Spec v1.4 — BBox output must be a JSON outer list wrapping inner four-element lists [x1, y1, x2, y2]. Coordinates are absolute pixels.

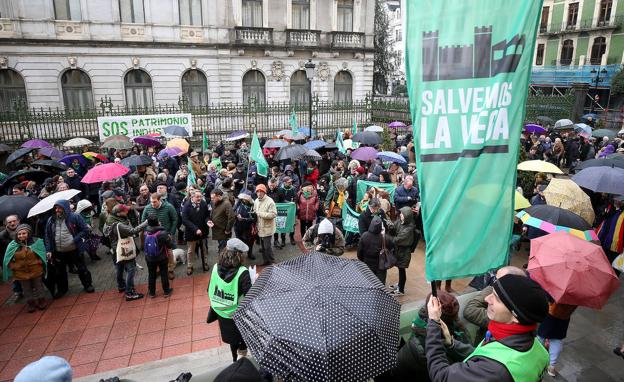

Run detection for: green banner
[[275, 202, 296, 234], [342, 202, 360, 233], [356, 181, 397, 205], [406, 1, 542, 281]]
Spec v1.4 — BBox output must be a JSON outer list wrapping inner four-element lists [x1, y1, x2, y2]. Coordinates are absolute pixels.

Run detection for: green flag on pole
[[352, 117, 357, 136], [406, 0, 542, 281], [250, 130, 268, 177], [275, 202, 297, 233], [336, 130, 346, 154], [289, 111, 298, 135], [341, 203, 360, 233], [202, 130, 209, 153]]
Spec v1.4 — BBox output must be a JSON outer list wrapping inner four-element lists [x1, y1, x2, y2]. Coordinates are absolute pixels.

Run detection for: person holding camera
[[302, 218, 345, 256]]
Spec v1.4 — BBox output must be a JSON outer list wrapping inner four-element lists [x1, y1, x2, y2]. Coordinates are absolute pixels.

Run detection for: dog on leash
[[172, 248, 186, 265]]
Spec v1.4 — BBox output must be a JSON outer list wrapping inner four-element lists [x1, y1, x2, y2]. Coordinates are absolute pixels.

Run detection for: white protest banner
[[97, 113, 193, 141]]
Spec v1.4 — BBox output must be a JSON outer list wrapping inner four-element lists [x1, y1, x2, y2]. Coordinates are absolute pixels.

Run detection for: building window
[[560, 39, 574, 65], [0, 69, 27, 113], [337, 0, 353, 32], [181, 69, 208, 107], [292, 0, 310, 29], [540, 6, 549, 32], [242, 0, 263, 27], [590, 37, 607, 65], [599, 0, 613, 25], [242, 70, 265, 104], [120, 0, 145, 23], [54, 0, 81, 20], [61, 69, 93, 110], [566, 3, 578, 30], [124, 69, 153, 108], [535, 44, 545, 65], [180, 0, 202, 26], [290, 71, 310, 104], [395, 29, 402, 41], [334, 71, 352, 103]]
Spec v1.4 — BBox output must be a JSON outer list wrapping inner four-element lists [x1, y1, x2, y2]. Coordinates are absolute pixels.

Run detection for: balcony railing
[[286, 29, 320, 48], [330, 31, 365, 49], [233, 26, 273, 46], [540, 16, 624, 35], [532, 63, 621, 87]]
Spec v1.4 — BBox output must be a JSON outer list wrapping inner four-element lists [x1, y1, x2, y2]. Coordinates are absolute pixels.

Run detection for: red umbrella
[[528, 231, 620, 309], [81, 163, 129, 184]]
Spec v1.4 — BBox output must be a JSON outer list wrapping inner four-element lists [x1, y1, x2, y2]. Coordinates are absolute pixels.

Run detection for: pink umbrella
[[351, 146, 378, 161], [388, 121, 407, 128], [81, 163, 129, 184], [528, 231, 620, 309]]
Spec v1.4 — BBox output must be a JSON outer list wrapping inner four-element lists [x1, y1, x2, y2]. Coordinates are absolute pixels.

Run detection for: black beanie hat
[[215, 357, 262, 382], [493, 274, 549, 325]]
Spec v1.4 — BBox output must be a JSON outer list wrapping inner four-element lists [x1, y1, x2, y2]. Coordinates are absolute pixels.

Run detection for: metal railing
[[540, 15, 624, 34], [286, 29, 321, 47]]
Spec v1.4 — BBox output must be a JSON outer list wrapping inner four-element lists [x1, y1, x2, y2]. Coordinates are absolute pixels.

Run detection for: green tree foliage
[[373, 0, 397, 94], [610, 69, 624, 96]]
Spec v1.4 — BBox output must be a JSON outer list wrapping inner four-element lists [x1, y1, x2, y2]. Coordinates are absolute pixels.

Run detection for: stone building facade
[[0, 0, 375, 111]]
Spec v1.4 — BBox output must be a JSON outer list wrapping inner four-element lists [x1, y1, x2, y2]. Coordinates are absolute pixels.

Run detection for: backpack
[[144, 232, 161, 259]]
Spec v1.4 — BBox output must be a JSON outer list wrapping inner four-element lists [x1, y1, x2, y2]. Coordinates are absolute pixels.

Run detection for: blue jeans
[[116, 259, 137, 293]]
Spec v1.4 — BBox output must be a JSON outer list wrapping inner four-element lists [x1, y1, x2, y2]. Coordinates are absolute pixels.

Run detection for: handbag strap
[[380, 232, 386, 251], [115, 223, 122, 241]]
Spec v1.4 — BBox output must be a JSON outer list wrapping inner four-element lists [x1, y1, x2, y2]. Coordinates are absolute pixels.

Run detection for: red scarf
[[487, 321, 537, 342]]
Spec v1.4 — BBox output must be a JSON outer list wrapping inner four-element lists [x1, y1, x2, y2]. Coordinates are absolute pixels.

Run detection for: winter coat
[[280, 185, 296, 202], [181, 199, 210, 241], [393, 207, 415, 268], [233, 201, 255, 240], [284, 165, 300, 188], [358, 206, 387, 235], [304, 168, 319, 186], [266, 186, 284, 203], [210, 199, 235, 241], [426, 319, 537, 382], [394, 185, 419, 210], [463, 286, 492, 344], [296, 189, 319, 222], [301, 224, 345, 256], [102, 215, 148, 255], [254, 195, 277, 238], [3, 238, 47, 282], [143, 225, 173, 263], [141, 199, 178, 236], [207, 265, 252, 345], [44, 200, 88, 253], [357, 217, 395, 273]]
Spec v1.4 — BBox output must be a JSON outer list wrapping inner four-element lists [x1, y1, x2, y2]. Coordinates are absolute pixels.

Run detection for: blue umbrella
[[38, 147, 65, 160], [581, 113, 599, 123], [298, 127, 317, 136], [377, 151, 406, 164], [572, 166, 624, 195], [59, 153, 90, 168], [573, 123, 592, 136], [303, 140, 326, 150], [164, 125, 190, 137]]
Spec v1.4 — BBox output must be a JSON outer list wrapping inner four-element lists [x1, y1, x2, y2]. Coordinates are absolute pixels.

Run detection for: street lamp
[[590, 67, 608, 112], [304, 59, 316, 138]]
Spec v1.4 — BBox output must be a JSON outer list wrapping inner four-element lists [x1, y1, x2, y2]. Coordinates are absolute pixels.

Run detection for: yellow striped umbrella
[[543, 178, 595, 225]]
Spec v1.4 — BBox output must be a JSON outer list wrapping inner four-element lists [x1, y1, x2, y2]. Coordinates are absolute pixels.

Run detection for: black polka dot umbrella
[[233, 252, 400, 381]]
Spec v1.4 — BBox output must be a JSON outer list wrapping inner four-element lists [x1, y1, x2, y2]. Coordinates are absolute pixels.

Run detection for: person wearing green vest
[[207, 238, 252, 363], [426, 274, 550, 382]]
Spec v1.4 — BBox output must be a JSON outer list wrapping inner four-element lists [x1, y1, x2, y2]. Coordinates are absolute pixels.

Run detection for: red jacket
[[296, 189, 319, 222], [304, 168, 319, 186]]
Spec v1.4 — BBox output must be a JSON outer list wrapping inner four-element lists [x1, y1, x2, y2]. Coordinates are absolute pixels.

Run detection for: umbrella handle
[[430, 281, 437, 297]]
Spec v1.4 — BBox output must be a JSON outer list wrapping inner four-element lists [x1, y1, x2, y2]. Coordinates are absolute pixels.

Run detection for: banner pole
[[431, 281, 437, 298]]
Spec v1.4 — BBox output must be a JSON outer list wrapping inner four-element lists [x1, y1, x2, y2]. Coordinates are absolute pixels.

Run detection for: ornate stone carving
[[332, 51, 339, 58], [67, 56, 77, 69], [264, 50, 271, 57], [190, 58, 197, 69], [287, 50, 294, 57], [0, 57, 8, 69], [354, 52, 363, 59], [132, 57, 140, 68], [251, 59, 257, 69], [311, 51, 318, 58], [316, 62, 330, 81], [342, 62, 348, 69], [270, 61, 285, 81], [298, 60, 305, 69], [238, 49, 245, 56]]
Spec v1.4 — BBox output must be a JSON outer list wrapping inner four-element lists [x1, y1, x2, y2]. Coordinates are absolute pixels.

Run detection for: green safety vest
[[465, 338, 548, 382], [208, 266, 246, 319]]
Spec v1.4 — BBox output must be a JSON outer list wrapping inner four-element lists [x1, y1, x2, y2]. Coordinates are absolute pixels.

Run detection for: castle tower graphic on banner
[[422, 26, 526, 81]]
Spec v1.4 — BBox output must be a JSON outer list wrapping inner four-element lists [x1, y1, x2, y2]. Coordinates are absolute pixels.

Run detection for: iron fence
[[0, 92, 574, 147]]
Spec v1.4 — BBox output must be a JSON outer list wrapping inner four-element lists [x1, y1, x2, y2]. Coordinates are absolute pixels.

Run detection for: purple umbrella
[[225, 130, 249, 142], [21, 139, 52, 149], [59, 153, 90, 167], [38, 147, 65, 160], [388, 121, 407, 128], [133, 136, 161, 147], [524, 124, 546, 135], [351, 146, 378, 161], [158, 147, 183, 159]]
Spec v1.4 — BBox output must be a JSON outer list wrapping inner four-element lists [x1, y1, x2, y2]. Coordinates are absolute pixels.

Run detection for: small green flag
[[187, 157, 196, 187], [341, 202, 360, 233], [210, 157, 222, 171], [250, 130, 268, 177], [289, 111, 298, 135], [275, 202, 297, 233], [336, 130, 346, 154], [202, 130, 209, 153], [352, 117, 358, 136]]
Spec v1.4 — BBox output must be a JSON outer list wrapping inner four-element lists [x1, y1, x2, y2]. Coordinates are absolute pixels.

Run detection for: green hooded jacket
[[3, 238, 47, 282]]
